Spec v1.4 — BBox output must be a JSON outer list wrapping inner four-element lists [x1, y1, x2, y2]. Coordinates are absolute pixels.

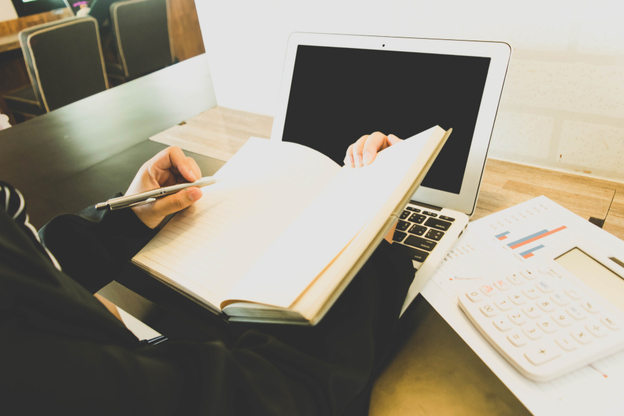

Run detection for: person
[[0, 132, 412, 415]]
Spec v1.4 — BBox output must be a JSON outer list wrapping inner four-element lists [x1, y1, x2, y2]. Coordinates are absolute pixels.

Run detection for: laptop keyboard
[[393, 205, 455, 265]]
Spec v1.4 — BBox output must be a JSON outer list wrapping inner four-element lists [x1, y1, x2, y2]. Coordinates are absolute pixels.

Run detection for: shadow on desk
[[370, 295, 531, 416]]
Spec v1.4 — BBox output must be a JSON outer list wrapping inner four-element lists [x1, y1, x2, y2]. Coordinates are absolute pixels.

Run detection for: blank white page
[[133, 137, 340, 308], [227, 127, 443, 308]]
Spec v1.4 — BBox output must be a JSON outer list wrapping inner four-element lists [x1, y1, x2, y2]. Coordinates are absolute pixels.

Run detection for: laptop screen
[[281, 45, 490, 195]]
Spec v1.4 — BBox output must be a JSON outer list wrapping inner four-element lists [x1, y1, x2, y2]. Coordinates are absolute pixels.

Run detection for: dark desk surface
[[0, 54, 222, 228], [0, 54, 530, 416]]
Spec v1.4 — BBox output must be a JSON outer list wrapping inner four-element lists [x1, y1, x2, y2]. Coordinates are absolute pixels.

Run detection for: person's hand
[[126, 146, 203, 228], [384, 221, 397, 244], [343, 131, 402, 168]]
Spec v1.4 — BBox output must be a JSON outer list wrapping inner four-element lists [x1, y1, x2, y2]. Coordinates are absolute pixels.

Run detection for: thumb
[[150, 188, 202, 218], [387, 134, 402, 146]]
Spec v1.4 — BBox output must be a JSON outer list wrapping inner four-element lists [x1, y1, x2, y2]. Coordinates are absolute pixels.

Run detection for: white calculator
[[458, 255, 624, 382]]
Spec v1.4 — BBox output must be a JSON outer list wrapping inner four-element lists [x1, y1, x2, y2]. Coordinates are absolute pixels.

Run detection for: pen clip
[[111, 197, 157, 210]]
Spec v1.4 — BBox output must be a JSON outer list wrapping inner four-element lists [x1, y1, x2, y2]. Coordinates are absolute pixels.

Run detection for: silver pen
[[95, 176, 217, 210]]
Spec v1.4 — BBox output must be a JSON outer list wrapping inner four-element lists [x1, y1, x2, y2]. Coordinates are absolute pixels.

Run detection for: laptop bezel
[[270, 32, 511, 216]]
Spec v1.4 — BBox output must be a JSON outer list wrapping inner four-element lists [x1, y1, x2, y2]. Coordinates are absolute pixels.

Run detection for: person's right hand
[[126, 146, 203, 229], [343, 131, 402, 168]]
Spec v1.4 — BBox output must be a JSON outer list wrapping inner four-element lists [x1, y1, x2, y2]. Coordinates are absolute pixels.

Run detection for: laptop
[[270, 33, 511, 314]]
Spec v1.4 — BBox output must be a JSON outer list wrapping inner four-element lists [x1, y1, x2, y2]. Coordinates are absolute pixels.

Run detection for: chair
[[3, 16, 109, 119], [106, 0, 174, 83]]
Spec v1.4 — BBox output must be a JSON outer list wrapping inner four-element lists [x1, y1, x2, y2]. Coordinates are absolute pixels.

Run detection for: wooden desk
[[0, 33, 20, 53], [2, 54, 623, 415]]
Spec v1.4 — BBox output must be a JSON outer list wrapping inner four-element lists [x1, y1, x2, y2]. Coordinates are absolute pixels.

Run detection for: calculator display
[[555, 248, 624, 313]]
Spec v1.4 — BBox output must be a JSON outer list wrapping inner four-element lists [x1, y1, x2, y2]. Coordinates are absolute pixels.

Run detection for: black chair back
[[19, 16, 109, 112], [111, 0, 174, 80]]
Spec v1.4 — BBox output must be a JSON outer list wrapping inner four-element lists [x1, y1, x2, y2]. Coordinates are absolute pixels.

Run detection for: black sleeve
[[39, 196, 158, 294]]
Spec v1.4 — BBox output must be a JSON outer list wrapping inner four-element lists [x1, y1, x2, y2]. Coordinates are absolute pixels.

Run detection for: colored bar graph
[[507, 226, 567, 250], [520, 244, 545, 259], [495, 231, 510, 241]]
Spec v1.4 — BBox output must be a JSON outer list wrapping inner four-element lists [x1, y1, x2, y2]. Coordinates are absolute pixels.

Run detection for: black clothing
[[0, 182, 414, 415]]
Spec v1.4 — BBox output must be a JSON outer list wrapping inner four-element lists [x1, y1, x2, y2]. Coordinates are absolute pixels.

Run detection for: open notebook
[[132, 126, 450, 325]]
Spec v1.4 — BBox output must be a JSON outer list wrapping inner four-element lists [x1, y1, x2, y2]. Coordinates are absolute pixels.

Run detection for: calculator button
[[508, 311, 527, 326], [524, 341, 562, 366], [480, 284, 497, 297], [522, 287, 541, 300], [422, 211, 437, 217], [522, 324, 543, 340], [480, 304, 498, 317], [601, 316, 621, 330], [536, 319, 558, 334], [551, 312, 573, 327], [565, 289, 582, 300], [571, 329, 593, 344], [522, 305, 542, 319], [586, 323, 608, 338], [555, 335, 577, 351], [580, 300, 600, 314], [493, 317, 513, 332], [520, 269, 538, 280], [440, 215, 455, 222], [493, 279, 511, 291], [566, 306, 587, 320], [494, 298, 513, 311], [400, 210, 410, 219], [466, 290, 484, 303], [535, 280, 555, 294], [537, 300, 556, 313], [538, 266, 552, 275], [406, 206, 419, 212], [509, 292, 527, 305], [507, 274, 524, 286], [507, 330, 528, 347], [550, 292, 570, 306]]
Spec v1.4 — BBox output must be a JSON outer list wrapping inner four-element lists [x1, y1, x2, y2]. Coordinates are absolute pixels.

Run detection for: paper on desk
[[421, 196, 624, 415]]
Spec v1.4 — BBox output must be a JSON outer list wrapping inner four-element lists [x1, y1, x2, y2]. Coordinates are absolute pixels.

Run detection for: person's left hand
[[126, 146, 203, 228]]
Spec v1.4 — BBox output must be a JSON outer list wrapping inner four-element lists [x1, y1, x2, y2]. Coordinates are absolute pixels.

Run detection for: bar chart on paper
[[431, 198, 576, 302]]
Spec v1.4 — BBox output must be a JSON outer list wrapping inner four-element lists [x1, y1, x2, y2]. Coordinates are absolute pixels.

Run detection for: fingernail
[[188, 169, 197, 182], [355, 154, 362, 167], [363, 152, 372, 165]]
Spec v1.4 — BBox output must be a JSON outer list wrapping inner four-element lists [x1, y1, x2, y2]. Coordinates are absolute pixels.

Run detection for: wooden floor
[[151, 106, 624, 241]]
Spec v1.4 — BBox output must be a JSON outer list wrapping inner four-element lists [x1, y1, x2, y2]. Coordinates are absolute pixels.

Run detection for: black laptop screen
[[281, 45, 491, 195]]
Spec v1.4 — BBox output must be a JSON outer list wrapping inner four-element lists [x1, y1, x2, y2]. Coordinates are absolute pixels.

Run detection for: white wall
[[0, 0, 18, 22], [195, 0, 624, 182]]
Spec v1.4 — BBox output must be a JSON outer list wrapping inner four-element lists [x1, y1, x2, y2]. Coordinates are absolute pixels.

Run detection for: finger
[[344, 144, 355, 168], [187, 157, 202, 182], [352, 135, 369, 167], [151, 147, 197, 184], [362, 131, 388, 165], [384, 220, 398, 244], [150, 188, 203, 219]]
